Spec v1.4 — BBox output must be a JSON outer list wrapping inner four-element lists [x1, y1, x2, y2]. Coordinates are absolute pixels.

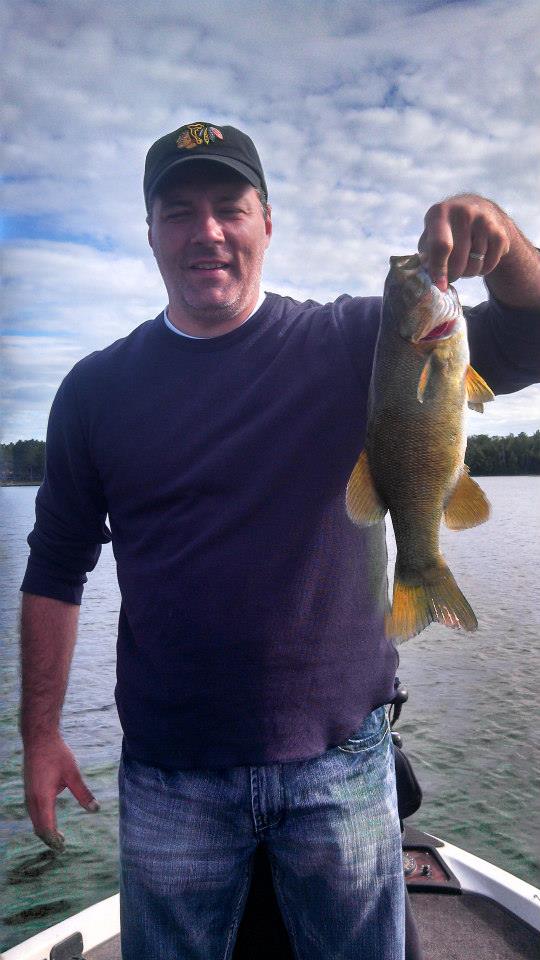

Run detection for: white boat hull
[[3, 834, 539, 958]]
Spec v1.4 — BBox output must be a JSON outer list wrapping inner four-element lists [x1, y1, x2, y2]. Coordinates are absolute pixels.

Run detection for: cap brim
[[146, 155, 263, 205]]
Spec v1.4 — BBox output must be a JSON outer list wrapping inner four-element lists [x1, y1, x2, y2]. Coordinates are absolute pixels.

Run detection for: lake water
[[1, 478, 539, 950]]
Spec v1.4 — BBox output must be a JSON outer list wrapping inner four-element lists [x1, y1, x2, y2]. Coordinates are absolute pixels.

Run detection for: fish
[[346, 253, 494, 642]]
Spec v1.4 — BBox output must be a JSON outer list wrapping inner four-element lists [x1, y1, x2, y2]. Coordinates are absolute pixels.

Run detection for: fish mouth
[[409, 284, 462, 343], [387, 255, 463, 343], [417, 318, 458, 342]]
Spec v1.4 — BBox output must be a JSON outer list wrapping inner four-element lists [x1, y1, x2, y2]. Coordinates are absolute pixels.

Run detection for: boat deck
[[86, 889, 540, 960], [84, 863, 540, 960], [409, 891, 540, 959]]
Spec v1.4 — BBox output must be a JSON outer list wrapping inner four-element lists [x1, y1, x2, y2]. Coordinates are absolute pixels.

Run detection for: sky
[[2, 0, 539, 442]]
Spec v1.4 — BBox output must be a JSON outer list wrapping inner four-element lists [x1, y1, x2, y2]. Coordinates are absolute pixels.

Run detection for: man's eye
[[164, 208, 191, 220]]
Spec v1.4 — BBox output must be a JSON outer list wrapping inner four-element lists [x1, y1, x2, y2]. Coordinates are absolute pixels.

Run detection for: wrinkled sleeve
[[465, 294, 540, 395], [331, 295, 383, 387], [20, 369, 111, 604]]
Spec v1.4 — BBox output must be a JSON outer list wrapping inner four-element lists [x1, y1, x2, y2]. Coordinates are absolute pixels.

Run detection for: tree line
[[1, 433, 540, 484], [1, 440, 45, 483], [465, 431, 540, 475]]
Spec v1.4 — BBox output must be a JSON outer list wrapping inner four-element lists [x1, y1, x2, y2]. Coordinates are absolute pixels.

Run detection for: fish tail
[[386, 561, 478, 643]]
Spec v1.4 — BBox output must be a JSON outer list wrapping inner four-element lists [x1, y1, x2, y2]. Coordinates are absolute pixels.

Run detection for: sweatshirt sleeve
[[465, 294, 540, 395], [20, 367, 111, 604], [331, 295, 383, 388]]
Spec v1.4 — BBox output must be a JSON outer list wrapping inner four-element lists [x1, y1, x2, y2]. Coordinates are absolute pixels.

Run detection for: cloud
[[466, 384, 540, 437], [1, 242, 164, 441], [2, 0, 539, 440]]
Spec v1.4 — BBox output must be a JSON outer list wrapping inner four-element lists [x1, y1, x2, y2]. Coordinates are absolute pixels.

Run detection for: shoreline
[[1, 481, 41, 487], [4, 475, 540, 487]]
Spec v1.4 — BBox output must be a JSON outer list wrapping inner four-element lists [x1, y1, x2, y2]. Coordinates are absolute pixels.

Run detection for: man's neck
[[164, 290, 265, 339]]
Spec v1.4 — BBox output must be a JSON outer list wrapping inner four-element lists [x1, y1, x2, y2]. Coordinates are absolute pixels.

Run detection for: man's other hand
[[23, 733, 99, 851]]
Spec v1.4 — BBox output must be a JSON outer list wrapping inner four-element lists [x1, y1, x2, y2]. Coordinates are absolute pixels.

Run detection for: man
[[20, 121, 540, 959]]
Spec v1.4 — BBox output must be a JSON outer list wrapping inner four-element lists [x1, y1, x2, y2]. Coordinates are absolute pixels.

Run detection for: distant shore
[[1, 480, 41, 487], [3, 474, 540, 487], [2, 431, 540, 483]]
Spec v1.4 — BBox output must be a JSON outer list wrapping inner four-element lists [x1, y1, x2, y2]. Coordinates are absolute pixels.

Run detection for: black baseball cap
[[144, 121, 268, 211]]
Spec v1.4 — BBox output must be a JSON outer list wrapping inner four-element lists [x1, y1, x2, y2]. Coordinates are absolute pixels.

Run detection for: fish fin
[[417, 355, 434, 404], [386, 562, 478, 643], [444, 465, 490, 529], [346, 450, 386, 526], [466, 366, 495, 408]]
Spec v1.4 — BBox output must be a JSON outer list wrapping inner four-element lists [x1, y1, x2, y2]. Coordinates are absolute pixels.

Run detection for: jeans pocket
[[337, 706, 389, 753], [120, 743, 167, 789]]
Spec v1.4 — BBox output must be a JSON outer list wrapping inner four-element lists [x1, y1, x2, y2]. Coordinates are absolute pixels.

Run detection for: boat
[[3, 823, 539, 960], [3, 693, 540, 960]]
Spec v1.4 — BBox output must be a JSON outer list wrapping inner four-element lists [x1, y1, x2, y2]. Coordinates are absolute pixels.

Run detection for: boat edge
[[1, 894, 120, 960], [3, 835, 539, 957], [428, 834, 540, 932]]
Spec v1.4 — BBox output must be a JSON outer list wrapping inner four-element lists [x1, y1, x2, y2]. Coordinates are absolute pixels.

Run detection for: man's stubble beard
[[172, 253, 265, 328]]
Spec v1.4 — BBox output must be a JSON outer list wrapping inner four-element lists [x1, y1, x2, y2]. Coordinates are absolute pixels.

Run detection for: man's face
[[147, 165, 272, 335]]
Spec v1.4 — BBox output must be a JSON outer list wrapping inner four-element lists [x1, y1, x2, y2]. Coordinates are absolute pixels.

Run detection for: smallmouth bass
[[346, 254, 494, 642]]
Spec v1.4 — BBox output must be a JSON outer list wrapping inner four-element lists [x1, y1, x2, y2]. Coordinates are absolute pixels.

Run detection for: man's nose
[[192, 211, 225, 244]]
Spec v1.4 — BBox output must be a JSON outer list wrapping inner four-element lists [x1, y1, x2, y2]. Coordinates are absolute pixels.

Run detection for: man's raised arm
[[20, 593, 99, 852]]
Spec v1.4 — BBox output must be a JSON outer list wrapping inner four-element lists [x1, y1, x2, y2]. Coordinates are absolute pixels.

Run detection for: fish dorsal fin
[[346, 449, 387, 526], [444, 465, 490, 529], [466, 366, 494, 413], [417, 355, 434, 404]]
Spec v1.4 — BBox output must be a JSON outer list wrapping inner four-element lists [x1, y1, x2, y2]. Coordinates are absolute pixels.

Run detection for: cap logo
[[176, 123, 224, 150]]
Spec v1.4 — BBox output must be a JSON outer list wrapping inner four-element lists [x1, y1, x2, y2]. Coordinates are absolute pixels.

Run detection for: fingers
[[24, 739, 99, 852], [25, 782, 64, 851], [419, 196, 511, 288], [38, 827, 66, 852], [418, 217, 452, 291], [468, 227, 509, 279], [67, 764, 100, 813]]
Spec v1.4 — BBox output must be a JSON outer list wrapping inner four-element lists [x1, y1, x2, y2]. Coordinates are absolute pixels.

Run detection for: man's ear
[[264, 204, 272, 246], [147, 215, 153, 250]]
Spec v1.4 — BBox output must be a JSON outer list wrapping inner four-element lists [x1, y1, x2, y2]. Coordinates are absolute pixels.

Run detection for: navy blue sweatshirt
[[21, 292, 540, 767]]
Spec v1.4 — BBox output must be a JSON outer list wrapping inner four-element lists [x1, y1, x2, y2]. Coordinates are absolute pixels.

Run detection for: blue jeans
[[119, 706, 405, 959]]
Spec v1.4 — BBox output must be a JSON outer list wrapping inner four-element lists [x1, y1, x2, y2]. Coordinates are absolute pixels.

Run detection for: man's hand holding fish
[[418, 193, 540, 308]]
